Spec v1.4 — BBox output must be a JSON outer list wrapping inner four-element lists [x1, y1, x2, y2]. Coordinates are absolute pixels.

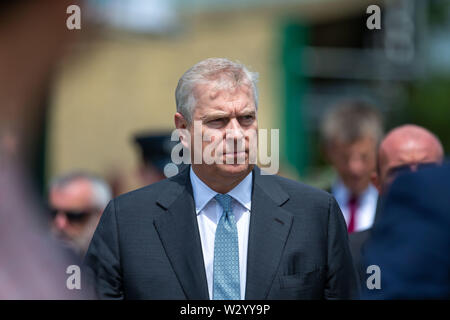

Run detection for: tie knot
[[348, 195, 358, 206], [214, 194, 233, 212]]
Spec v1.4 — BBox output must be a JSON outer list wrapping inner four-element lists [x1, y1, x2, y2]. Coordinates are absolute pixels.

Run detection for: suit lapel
[[245, 168, 293, 299], [153, 167, 209, 300]]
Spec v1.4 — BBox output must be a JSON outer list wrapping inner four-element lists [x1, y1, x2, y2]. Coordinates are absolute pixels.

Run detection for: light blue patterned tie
[[213, 194, 240, 300]]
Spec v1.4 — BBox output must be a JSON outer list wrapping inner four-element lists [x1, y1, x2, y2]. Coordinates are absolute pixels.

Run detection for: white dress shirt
[[332, 180, 378, 232], [190, 167, 252, 300]]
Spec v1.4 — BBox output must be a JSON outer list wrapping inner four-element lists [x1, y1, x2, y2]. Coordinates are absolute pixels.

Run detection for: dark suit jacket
[[84, 166, 358, 299], [349, 229, 370, 289], [362, 164, 450, 299], [348, 198, 383, 290]]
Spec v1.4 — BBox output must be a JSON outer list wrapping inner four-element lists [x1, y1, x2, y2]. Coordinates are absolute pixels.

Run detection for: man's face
[[184, 83, 258, 180], [328, 137, 377, 196], [49, 179, 101, 254], [375, 140, 442, 192]]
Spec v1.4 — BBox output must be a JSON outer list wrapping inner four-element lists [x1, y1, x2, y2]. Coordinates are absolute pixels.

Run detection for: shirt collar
[[227, 171, 252, 211], [190, 166, 253, 214], [332, 179, 350, 204], [332, 178, 378, 204]]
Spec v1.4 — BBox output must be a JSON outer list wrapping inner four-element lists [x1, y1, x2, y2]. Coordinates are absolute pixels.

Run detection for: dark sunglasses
[[387, 162, 439, 179], [50, 208, 94, 223]]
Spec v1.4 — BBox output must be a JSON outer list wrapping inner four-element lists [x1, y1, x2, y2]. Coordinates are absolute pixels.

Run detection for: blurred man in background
[[351, 124, 444, 291], [363, 163, 450, 299], [49, 172, 112, 257], [321, 100, 384, 233], [371, 124, 444, 194], [134, 133, 174, 184], [133, 132, 185, 186], [108, 132, 182, 196]]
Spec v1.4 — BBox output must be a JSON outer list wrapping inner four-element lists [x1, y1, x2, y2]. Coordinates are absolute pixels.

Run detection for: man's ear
[[174, 112, 190, 150], [174, 112, 187, 130], [371, 171, 382, 194]]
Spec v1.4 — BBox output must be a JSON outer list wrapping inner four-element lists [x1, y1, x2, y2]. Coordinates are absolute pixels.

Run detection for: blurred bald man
[[371, 124, 444, 193], [350, 124, 444, 291]]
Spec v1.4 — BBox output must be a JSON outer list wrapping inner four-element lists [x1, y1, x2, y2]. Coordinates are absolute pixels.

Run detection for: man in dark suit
[[84, 58, 357, 299], [363, 163, 450, 299]]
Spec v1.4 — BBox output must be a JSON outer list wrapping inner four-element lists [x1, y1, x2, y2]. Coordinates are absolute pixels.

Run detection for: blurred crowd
[[0, 0, 449, 299]]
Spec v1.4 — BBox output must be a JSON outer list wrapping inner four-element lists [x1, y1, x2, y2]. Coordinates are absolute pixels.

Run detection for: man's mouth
[[223, 151, 247, 156]]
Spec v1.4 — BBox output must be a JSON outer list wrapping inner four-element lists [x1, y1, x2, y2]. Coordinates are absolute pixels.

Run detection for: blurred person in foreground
[[49, 172, 112, 257], [352, 124, 444, 291], [84, 58, 357, 299], [0, 0, 94, 298], [363, 162, 450, 299], [321, 100, 383, 233]]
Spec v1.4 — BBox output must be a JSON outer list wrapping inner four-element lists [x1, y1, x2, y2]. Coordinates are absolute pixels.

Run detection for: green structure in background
[[281, 22, 310, 177], [408, 77, 450, 155]]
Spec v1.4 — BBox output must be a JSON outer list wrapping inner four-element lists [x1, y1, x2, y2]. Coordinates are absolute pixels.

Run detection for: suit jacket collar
[[153, 165, 293, 300], [153, 166, 209, 299], [245, 166, 293, 299], [252, 166, 289, 206]]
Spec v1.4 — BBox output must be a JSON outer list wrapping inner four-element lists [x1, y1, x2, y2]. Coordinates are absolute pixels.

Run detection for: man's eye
[[239, 115, 254, 124], [207, 118, 225, 126]]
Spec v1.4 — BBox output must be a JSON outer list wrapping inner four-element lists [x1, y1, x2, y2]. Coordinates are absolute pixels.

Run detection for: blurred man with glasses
[[49, 172, 112, 257]]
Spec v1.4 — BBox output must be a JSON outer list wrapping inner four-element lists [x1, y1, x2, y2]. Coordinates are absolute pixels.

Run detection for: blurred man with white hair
[[321, 100, 384, 234], [49, 171, 112, 257]]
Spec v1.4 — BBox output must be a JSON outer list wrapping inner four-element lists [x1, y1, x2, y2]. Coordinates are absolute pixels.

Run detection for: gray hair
[[321, 99, 384, 147], [49, 171, 112, 211], [175, 58, 259, 124]]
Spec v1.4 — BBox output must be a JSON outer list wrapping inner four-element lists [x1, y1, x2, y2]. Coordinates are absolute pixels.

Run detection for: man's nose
[[348, 157, 365, 176], [225, 118, 244, 140], [53, 212, 69, 230]]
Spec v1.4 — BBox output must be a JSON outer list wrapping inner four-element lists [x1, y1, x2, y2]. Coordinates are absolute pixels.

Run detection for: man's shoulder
[[386, 163, 450, 220], [116, 179, 166, 199], [111, 168, 335, 214], [256, 172, 341, 227], [112, 176, 181, 211], [411, 163, 450, 188], [260, 173, 332, 200], [114, 165, 190, 205], [256, 172, 334, 214]]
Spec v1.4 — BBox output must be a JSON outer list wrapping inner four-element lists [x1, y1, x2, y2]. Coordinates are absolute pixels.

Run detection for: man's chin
[[216, 163, 253, 177], [346, 181, 371, 196]]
